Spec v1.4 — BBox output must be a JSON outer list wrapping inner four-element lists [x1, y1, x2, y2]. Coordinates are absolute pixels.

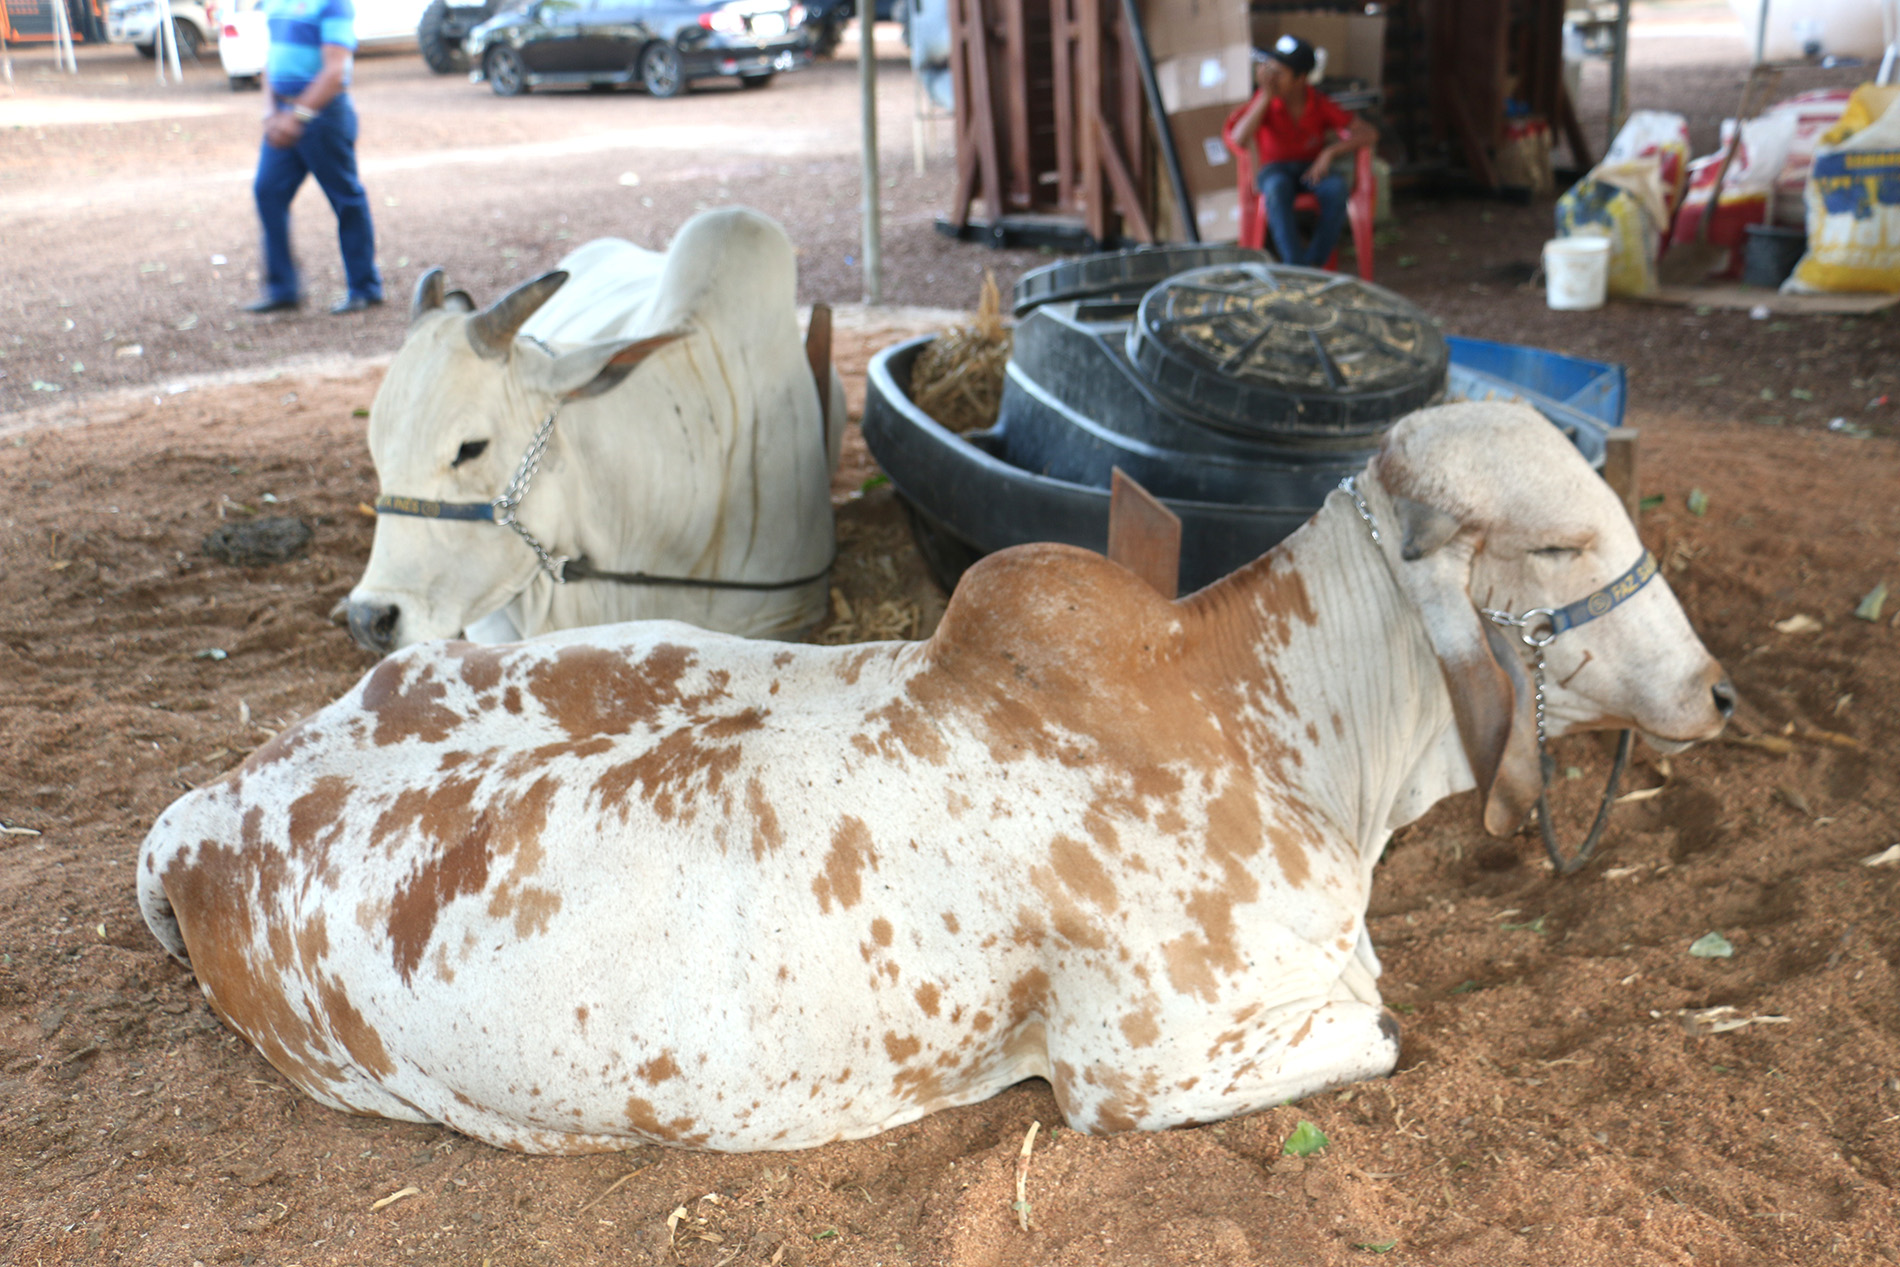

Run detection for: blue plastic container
[[1444, 335, 1626, 465]]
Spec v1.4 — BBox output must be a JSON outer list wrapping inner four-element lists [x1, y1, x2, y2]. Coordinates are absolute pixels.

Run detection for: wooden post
[[1106, 468, 1181, 600], [1603, 428, 1640, 523], [948, 0, 1006, 230], [1051, 0, 1075, 212]]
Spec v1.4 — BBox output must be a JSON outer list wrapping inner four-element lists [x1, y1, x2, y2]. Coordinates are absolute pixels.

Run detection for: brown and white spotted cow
[[138, 402, 1732, 1154]]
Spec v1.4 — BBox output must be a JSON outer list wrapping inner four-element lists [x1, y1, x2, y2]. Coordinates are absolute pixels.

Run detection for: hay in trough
[[909, 272, 1012, 435]]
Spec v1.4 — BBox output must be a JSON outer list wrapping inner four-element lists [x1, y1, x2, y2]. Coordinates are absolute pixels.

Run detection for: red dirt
[[3, 13, 1899, 1267]]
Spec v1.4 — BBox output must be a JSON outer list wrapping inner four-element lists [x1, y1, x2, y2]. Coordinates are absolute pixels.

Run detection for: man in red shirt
[[1226, 34, 1377, 268]]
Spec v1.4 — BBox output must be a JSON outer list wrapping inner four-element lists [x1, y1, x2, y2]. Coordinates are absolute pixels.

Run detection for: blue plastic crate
[[1446, 334, 1627, 466]]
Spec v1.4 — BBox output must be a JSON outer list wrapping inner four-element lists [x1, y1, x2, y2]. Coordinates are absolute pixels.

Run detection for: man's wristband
[[291, 104, 319, 122]]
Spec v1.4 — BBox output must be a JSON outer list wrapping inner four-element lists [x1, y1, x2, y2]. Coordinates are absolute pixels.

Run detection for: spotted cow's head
[[1372, 402, 1734, 835]]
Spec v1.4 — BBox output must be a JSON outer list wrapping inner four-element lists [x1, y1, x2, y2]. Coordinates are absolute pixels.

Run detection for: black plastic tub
[[865, 337, 1322, 594], [863, 247, 1625, 595]]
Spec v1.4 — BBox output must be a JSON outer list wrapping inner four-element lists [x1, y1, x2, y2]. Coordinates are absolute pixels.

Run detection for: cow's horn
[[410, 268, 448, 324], [467, 271, 571, 360]]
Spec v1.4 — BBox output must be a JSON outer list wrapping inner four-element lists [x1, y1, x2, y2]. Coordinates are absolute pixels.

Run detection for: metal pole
[[51, 0, 78, 73], [1753, 0, 1770, 65], [859, 7, 883, 305], [1120, 0, 1196, 242], [157, 0, 182, 84], [1606, 0, 1630, 141]]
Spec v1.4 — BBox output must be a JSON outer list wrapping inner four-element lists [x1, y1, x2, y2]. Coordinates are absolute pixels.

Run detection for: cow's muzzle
[[346, 599, 401, 655]]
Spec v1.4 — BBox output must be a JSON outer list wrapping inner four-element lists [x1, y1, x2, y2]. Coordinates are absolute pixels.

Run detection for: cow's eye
[[452, 440, 489, 467], [1531, 545, 1579, 558]]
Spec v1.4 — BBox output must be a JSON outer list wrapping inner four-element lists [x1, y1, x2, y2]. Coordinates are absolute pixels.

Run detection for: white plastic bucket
[[1543, 236, 1611, 311]]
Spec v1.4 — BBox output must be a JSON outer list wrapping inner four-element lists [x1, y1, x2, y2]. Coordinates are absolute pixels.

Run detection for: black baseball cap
[[1253, 33, 1317, 77]]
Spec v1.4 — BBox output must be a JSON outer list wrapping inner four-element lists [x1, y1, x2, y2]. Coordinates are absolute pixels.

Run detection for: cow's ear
[[411, 268, 447, 324], [1389, 533, 1541, 837], [1392, 495, 1462, 561], [552, 330, 690, 401], [1475, 619, 1544, 834], [412, 270, 477, 323]]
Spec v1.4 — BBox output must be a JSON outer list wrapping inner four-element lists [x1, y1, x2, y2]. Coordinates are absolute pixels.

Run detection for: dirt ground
[[3, 6, 1900, 1266]]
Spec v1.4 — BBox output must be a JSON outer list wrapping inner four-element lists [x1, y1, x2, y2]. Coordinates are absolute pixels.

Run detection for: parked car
[[466, 0, 814, 98], [217, 0, 265, 87], [218, 0, 433, 89], [416, 0, 516, 72], [107, 0, 218, 61], [799, 0, 897, 56]]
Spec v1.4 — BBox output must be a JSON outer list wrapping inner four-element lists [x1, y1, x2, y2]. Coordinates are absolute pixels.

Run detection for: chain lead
[[490, 407, 571, 583], [1339, 475, 1381, 545]]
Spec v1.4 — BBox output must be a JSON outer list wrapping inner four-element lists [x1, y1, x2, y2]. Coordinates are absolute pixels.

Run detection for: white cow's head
[[345, 270, 682, 654], [1372, 402, 1733, 835]]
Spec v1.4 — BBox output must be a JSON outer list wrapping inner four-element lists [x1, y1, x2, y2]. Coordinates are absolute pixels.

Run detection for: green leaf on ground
[[1397, 255, 1418, 268], [1283, 1120, 1330, 1156], [1353, 1241, 1399, 1254], [1448, 979, 1483, 995], [1790, 388, 1815, 401], [1639, 494, 1665, 511], [1689, 932, 1734, 958], [860, 473, 890, 493], [1501, 915, 1548, 934], [1694, 374, 1723, 386], [1855, 583, 1887, 622], [1687, 489, 1709, 516]]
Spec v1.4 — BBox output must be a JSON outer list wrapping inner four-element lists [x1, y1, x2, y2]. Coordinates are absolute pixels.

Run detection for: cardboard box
[[1138, 0, 1248, 63], [1249, 9, 1387, 88], [1163, 101, 1244, 197], [1152, 43, 1254, 114], [1156, 186, 1245, 244]]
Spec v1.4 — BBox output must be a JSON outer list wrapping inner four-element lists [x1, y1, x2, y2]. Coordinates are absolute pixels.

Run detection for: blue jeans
[[1257, 160, 1349, 269], [253, 95, 383, 305]]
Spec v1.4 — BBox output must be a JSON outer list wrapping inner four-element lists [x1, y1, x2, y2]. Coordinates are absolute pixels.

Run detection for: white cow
[[141, 403, 1731, 1154], [345, 206, 845, 654]]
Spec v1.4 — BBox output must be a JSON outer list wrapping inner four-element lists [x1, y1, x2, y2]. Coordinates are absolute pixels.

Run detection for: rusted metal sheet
[[805, 302, 833, 447], [1107, 467, 1182, 599]]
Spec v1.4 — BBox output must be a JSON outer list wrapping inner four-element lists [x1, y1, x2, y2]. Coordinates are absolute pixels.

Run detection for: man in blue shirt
[[244, 0, 384, 315]]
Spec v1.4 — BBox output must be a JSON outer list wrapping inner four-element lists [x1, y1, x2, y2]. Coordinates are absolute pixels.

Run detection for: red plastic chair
[[1220, 106, 1376, 279]]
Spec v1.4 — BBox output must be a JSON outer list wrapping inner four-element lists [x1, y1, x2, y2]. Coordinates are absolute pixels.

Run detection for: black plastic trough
[[863, 247, 1625, 594]]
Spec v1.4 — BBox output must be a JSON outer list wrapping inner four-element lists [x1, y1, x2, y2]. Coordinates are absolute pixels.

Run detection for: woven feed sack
[[1605, 110, 1691, 217], [1556, 159, 1667, 297], [1785, 85, 1900, 294]]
